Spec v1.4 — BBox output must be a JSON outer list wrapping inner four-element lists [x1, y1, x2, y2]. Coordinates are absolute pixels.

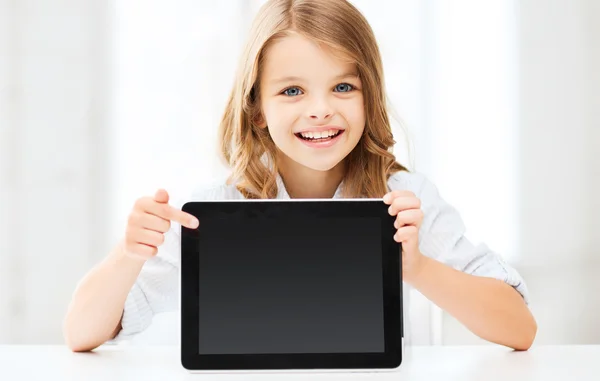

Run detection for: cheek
[[262, 100, 299, 137], [341, 96, 366, 132], [260, 100, 276, 126]]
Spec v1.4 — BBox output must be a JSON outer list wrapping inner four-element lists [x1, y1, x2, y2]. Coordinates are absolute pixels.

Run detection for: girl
[[63, 0, 537, 352]]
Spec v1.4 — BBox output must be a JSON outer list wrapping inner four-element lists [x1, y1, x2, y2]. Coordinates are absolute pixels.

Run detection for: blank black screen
[[197, 216, 385, 355]]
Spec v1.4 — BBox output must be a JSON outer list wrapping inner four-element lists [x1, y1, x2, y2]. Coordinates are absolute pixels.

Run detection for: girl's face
[[258, 34, 365, 172]]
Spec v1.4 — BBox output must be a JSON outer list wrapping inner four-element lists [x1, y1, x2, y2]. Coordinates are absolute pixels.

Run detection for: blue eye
[[334, 83, 353, 92], [282, 87, 303, 97]]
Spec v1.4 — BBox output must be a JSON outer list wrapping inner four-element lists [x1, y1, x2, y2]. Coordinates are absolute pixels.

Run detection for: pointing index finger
[[149, 202, 199, 229], [177, 210, 199, 229]]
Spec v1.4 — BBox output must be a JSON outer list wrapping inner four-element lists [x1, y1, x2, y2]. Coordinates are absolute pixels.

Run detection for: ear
[[254, 112, 267, 129]]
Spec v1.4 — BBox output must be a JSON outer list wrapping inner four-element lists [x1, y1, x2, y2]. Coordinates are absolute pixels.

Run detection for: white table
[[1, 344, 598, 380]]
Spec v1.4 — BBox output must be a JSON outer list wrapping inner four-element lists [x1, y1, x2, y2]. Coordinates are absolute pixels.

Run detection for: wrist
[[403, 252, 431, 285], [111, 239, 147, 269]]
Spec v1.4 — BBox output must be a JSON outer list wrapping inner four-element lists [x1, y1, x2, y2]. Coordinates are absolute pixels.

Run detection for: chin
[[302, 163, 340, 172], [297, 156, 347, 172], [277, 142, 356, 173]]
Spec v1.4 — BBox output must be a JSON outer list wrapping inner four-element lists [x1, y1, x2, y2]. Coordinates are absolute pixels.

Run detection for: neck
[[276, 153, 346, 199]]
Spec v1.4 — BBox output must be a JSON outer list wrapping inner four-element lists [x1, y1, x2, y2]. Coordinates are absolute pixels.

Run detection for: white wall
[[591, 0, 600, 230], [0, 0, 112, 343], [516, 0, 600, 345], [442, 0, 600, 345], [0, 0, 13, 343], [517, 0, 598, 270]]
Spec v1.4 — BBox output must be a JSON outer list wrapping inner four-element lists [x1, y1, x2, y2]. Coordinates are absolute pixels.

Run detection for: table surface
[[1, 344, 598, 380]]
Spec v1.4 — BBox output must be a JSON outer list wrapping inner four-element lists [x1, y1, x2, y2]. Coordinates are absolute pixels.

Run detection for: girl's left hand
[[383, 190, 426, 280]]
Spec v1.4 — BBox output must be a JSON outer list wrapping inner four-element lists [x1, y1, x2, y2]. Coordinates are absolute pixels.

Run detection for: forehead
[[261, 33, 356, 81]]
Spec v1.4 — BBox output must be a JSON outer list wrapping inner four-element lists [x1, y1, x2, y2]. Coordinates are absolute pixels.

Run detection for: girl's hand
[[124, 189, 199, 260], [383, 190, 426, 281]]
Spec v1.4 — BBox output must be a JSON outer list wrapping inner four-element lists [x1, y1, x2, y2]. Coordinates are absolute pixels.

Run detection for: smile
[[295, 129, 343, 141], [294, 128, 345, 148]]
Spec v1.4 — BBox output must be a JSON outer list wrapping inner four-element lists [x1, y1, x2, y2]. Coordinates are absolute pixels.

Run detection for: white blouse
[[111, 170, 529, 345]]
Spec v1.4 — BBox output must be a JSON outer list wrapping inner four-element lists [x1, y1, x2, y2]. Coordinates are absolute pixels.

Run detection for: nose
[[307, 95, 333, 121]]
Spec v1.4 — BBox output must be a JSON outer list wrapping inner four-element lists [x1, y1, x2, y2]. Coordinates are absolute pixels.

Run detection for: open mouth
[[294, 129, 344, 142]]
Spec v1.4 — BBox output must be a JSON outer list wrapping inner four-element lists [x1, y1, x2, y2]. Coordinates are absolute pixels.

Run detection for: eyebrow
[[269, 71, 359, 85]]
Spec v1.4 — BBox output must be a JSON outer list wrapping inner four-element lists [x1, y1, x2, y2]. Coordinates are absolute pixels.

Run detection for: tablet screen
[[197, 216, 384, 355]]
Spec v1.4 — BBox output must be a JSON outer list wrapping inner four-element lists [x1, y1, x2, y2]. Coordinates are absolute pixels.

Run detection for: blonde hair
[[218, 0, 407, 199]]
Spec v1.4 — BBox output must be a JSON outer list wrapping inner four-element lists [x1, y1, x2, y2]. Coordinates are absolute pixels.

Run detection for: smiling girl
[[63, 0, 537, 352]]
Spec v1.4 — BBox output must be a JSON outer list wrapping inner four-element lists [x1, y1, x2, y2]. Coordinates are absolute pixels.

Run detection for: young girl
[[63, 0, 536, 352]]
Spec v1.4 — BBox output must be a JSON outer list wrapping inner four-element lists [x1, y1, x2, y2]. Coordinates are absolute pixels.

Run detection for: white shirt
[[112, 170, 529, 344]]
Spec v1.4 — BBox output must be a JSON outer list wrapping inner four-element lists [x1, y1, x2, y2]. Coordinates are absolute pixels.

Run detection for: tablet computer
[[180, 199, 403, 373]]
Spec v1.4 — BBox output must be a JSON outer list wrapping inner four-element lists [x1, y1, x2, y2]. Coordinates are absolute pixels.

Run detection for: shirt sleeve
[[391, 172, 530, 305]]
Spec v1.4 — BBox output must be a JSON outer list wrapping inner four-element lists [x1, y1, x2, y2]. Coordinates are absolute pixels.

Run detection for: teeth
[[300, 130, 339, 139]]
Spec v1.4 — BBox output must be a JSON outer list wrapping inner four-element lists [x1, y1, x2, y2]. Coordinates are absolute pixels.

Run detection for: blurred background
[[0, 0, 598, 346]]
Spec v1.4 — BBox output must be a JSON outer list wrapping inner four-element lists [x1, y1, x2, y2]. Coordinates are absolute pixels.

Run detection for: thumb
[[154, 189, 170, 204]]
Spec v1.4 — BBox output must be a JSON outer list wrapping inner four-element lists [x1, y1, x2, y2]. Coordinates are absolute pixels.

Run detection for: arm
[[384, 172, 537, 350], [63, 189, 196, 352], [62, 240, 145, 352], [406, 255, 537, 350]]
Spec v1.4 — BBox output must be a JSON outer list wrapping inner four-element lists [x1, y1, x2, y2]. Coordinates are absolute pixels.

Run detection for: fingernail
[[189, 218, 199, 228]]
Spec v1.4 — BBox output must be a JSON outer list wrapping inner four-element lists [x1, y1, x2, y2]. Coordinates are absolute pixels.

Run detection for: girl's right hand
[[124, 189, 199, 260]]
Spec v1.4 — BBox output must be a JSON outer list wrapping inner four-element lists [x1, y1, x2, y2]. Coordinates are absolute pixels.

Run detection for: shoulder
[[387, 170, 442, 203], [190, 182, 244, 201], [171, 180, 245, 209], [387, 170, 462, 230]]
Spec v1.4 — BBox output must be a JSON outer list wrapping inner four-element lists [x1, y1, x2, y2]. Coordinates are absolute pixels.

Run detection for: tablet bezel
[[180, 199, 402, 371]]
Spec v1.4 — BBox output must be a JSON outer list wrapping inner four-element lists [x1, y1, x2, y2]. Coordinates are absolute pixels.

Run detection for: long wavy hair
[[218, 0, 407, 198]]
